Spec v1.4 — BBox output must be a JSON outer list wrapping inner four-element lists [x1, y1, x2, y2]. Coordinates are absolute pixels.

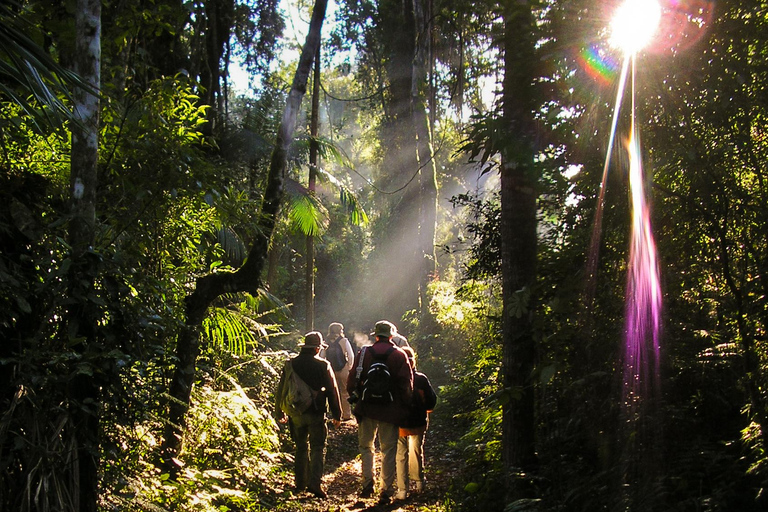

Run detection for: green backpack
[[280, 360, 318, 416]]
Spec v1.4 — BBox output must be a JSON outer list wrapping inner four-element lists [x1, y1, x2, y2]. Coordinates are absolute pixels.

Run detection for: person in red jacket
[[395, 346, 437, 500], [347, 320, 413, 505]]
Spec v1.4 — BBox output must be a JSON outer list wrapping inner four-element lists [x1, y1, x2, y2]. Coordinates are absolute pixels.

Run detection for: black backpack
[[326, 337, 347, 372], [361, 346, 396, 404]]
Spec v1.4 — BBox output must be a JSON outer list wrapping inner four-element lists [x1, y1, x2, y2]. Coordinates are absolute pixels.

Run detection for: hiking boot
[[395, 490, 407, 501], [413, 480, 424, 493], [308, 487, 327, 499], [377, 493, 391, 505], [359, 482, 374, 498]]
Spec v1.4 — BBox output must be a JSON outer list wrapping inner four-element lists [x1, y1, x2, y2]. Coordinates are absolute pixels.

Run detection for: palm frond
[[285, 178, 329, 236], [314, 135, 353, 168], [202, 290, 290, 354], [0, 1, 96, 131], [315, 167, 369, 225], [216, 226, 247, 266], [250, 288, 292, 322], [288, 135, 368, 226], [203, 306, 258, 355]]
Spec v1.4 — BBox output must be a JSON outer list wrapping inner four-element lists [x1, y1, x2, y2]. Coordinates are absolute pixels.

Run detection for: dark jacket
[[400, 371, 437, 429], [347, 338, 413, 425], [275, 348, 342, 421]]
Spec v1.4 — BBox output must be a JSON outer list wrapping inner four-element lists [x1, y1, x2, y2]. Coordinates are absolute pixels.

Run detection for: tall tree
[[67, 0, 101, 509], [339, 0, 439, 324], [159, 0, 329, 471], [306, 46, 321, 331], [499, 0, 538, 485], [412, 0, 438, 319]]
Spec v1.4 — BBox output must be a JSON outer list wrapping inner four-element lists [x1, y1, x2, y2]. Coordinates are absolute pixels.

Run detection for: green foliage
[[0, 0, 91, 132], [6, 1, 768, 511], [449, 192, 501, 280], [640, 0, 768, 501], [421, 277, 509, 511], [315, 165, 369, 226], [283, 135, 369, 238], [286, 179, 329, 236], [185, 377, 279, 466], [104, 368, 283, 511], [202, 290, 290, 355], [204, 305, 260, 354]]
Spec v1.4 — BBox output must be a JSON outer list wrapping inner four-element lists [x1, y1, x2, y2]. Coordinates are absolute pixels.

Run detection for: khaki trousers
[[396, 432, 425, 493], [358, 416, 399, 494], [334, 366, 352, 419]]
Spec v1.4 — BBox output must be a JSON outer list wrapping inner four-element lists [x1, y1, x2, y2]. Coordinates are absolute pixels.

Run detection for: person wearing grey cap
[[274, 331, 342, 499], [347, 320, 413, 505]]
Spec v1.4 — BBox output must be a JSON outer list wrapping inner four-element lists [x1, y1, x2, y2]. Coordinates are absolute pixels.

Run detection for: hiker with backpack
[[322, 322, 355, 421], [395, 346, 437, 500], [274, 332, 342, 499], [346, 320, 413, 505]]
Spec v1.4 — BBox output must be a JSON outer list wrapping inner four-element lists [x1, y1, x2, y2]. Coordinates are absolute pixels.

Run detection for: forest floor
[[268, 414, 462, 512]]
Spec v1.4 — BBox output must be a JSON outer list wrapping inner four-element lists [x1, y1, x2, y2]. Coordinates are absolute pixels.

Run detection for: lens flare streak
[[588, 50, 663, 413], [623, 121, 662, 410], [586, 56, 631, 291]]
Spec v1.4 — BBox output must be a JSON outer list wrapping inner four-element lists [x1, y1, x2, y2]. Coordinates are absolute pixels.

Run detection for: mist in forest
[[313, 154, 497, 342]]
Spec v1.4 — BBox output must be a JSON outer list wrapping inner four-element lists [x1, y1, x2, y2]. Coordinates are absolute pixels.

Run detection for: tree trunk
[[306, 46, 321, 332], [372, 0, 420, 322], [159, 0, 329, 474], [68, 0, 101, 509], [499, 0, 538, 491], [412, 0, 438, 318], [368, 0, 436, 324]]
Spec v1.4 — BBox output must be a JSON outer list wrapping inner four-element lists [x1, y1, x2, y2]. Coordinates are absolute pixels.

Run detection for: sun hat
[[370, 320, 395, 338], [300, 331, 327, 349]]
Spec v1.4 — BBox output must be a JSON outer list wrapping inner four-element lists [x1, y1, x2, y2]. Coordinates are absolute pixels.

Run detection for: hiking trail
[[268, 415, 461, 511]]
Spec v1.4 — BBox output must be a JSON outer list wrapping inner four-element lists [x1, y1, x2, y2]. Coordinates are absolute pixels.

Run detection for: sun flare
[[609, 0, 662, 54]]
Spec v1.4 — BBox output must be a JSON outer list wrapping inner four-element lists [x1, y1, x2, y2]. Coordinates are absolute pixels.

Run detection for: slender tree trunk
[[412, 0, 438, 318], [160, 0, 329, 474], [68, 0, 101, 509], [306, 46, 321, 332], [500, 0, 538, 491]]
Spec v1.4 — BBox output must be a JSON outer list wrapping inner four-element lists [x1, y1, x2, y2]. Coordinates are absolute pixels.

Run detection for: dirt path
[[271, 415, 460, 512]]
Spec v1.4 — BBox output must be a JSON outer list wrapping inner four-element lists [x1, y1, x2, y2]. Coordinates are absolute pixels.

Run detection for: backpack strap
[[355, 346, 368, 380], [374, 346, 395, 362]]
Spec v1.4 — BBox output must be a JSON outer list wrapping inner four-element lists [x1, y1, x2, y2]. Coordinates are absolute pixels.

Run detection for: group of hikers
[[273, 320, 437, 505]]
